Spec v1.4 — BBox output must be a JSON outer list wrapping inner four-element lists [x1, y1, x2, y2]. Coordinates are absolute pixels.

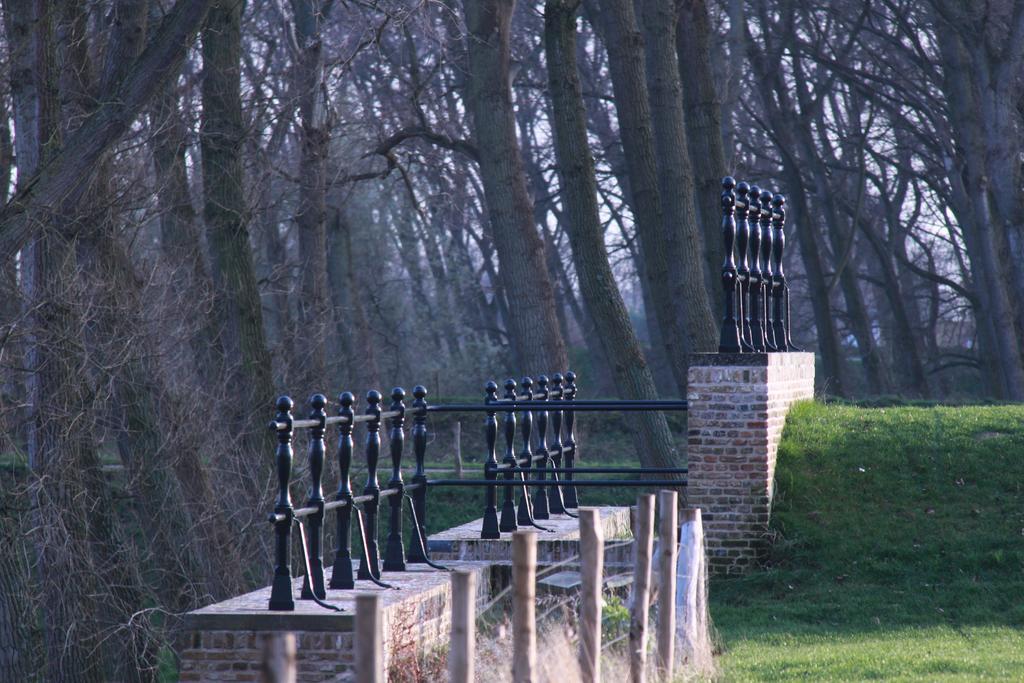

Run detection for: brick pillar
[[686, 352, 815, 574]]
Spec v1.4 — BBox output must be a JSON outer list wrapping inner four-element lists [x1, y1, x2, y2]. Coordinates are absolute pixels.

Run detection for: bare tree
[[545, 0, 681, 470], [462, 0, 569, 375]]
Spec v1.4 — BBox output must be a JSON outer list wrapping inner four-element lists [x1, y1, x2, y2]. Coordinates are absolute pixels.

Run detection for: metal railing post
[[760, 189, 779, 351], [718, 176, 742, 353], [516, 377, 535, 526], [481, 381, 501, 539], [383, 388, 407, 571], [748, 186, 767, 352], [547, 373, 566, 515], [499, 379, 519, 532], [532, 376, 550, 520], [407, 386, 431, 563], [300, 394, 327, 600], [736, 182, 752, 350], [563, 371, 579, 509], [772, 193, 800, 351], [269, 396, 295, 611], [330, 392, 356, 589], [357, 391, 383, 580]]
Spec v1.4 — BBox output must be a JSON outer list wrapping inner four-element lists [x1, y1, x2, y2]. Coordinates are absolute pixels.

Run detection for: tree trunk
[[638, 0, 718, 357], [858, 217, 930, 397], [201, 0, 274, 430], [545, 0, 681, 471], [676, 0, 728, 304], [150, 72, 219, 383], [933, 9, 1024, 399], [592, 0, 694, 393], [461, 0, 569, 376], [783, 169, 847, 395], [0, 0, 212, 261], [5, 1, 104, 678], [291, 0, 333, 387]]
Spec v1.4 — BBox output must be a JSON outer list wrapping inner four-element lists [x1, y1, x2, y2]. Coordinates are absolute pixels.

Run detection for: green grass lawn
[[711, 401, 1024, 681]]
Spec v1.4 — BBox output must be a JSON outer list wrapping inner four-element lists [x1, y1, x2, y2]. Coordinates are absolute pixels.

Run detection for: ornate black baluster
[[718, 176, 742, 353], [736, 182, 753, 351], [269, 396, 295, 611], [407, 385, 431, 563], [772, 194, 801, 351], [516, 377, 535, 526], [301, 394, 328, 600], [548, 374, 567, 515], [481, 381, 501, 539], [563, 371, 579, 509], [760, 189, 779, 351], [533, 376, 550, 520], [499, 379, 519, 532], [747, 186, 766, 352], [329, 392, 356, 589], [383, 388, 407, 571], [357, 391, 383, 580]]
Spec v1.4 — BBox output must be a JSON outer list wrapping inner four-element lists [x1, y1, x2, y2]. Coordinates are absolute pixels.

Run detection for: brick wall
[[686, 352, 815, 574], [177, 562, 491, 682], [178, 631, 354, 682]]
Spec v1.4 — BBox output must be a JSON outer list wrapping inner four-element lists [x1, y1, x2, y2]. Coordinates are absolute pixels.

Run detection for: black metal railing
[[264, 371, 687, 611], [718, 176, 802, 354], [426, 372, 687, 539]]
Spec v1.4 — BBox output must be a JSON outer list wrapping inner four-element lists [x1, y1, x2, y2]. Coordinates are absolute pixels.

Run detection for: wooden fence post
[[656, 490, 678, 680], [629, 493, 655, 683], [355, 593, 383, 683], [260, 632, 296, 683], [578, 508, 603, 683], [449, 569, 476, 683], [676, 508, 707, 668], [454, 420, 463, 478], [512, 530, 537, 683]]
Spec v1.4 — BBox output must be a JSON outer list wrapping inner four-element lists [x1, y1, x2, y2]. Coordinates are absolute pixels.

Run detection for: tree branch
[[0, 0, 213, 261], [370, 125, 480, 163]]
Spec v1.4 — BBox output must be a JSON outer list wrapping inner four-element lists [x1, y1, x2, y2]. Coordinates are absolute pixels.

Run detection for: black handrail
[[264, 370, 692, 610]]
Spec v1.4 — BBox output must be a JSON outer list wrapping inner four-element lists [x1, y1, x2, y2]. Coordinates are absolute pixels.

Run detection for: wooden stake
[[677, 508, 706, 667], [656, 490, 678, 679], [355, 593, 383, 683], [454, 420, 463, 478], [260, 632, 296, 683], [512, 530, 537, 683], [629, 493, 655, 683], [578, 508, 604, 683], [449, 569, 476, 683]]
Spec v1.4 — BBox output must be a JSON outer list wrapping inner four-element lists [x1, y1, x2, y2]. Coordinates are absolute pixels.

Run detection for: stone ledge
[[428, 506, 632, 563], [183, 560, 491, 633], [689, 351, 815, 367]]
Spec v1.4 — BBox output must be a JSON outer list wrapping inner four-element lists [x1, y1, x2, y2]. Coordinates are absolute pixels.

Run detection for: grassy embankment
[[712, 401, 1024, 681]]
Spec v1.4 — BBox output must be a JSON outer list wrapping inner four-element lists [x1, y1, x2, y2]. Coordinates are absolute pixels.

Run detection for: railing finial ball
[[759, 188, 772, 205], [736, 181, 749, 196], [276, 395, 294, 412], [722, 175, 736, 190], [537, 375, 549, 386], [485, 380, 498, 393], [391, 387, 406, 402], [552, 372, 563, 384], [521, 376, 533, 390], [339, 391, 355, 407], [367, 390, 382, 405], [504, 378, 517, 392], [310, 393, 327, 410], [773, 193, 786, 208], [412, 385, 427, 399]]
